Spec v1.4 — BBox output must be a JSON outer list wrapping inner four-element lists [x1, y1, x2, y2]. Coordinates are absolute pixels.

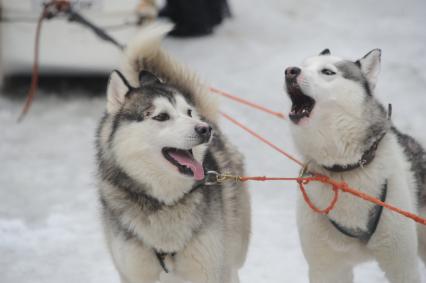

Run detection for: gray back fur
[[392, 127, 426, 206]]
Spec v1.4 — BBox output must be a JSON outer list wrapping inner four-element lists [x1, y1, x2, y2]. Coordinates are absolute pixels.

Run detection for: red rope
[[18, 0, 71, 122], [220, 110, 426, 225], [322, 176, 426, 225], [298, 179, 340, 215], [220, 111, 304, 167], [237, 175, 426, 224], [210, 87, 286, 119], [17, 6, 48, 122]]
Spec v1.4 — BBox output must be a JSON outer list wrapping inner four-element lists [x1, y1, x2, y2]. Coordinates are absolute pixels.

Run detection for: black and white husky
[[96, 24, 250, 283], [284, 49, 426, 283]]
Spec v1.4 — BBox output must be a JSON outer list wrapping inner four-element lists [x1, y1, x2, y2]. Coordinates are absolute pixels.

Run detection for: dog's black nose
[[195, 124, 212, 141], [285, 67, 301, 80]]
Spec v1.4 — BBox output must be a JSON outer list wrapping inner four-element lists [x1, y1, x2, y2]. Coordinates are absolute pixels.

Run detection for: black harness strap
[[329, 181, 388, 242], [321, 109, 393, 240], [155, 251, 176, 273]]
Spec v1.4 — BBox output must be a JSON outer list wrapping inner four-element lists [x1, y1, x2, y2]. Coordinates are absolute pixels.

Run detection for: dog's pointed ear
[[139, 70, 161, 86], [106, 70, 132, 114], [319, 49, 331, 56], [356, 49, 381, 90]]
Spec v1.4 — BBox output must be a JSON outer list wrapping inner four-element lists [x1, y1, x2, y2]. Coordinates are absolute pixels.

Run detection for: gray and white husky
[[284, 49, 426, 283], [96, 24, 250, 283]]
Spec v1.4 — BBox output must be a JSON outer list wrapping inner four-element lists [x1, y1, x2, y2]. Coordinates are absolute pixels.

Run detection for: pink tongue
[[169, 151, 205, 181]]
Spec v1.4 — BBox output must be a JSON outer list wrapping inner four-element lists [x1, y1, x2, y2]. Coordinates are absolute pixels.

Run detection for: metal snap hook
[[204, 171, 220, 185]]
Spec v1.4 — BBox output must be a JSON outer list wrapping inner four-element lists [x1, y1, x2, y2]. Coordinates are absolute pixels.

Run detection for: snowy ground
[[1, 0, 426, 282]]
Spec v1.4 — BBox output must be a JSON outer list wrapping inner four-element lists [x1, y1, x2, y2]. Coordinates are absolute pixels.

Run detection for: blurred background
[[1, 0, 425, 282]]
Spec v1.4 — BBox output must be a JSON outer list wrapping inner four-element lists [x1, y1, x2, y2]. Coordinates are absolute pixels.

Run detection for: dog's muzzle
[[195, 124, 212, 143], [285, 66, 301, 81], [284, 66, 316, 124]]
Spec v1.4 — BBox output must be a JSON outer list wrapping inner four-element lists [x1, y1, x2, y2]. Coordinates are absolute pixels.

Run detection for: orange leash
[[220, 111, 304, 167], [217, 110, 426, 225], [217, 173, 426, 225], [210, 87, 286, 119], [236, 175, 339, 214], [213, 88, 426, 223], [317, 176, 426, 225]]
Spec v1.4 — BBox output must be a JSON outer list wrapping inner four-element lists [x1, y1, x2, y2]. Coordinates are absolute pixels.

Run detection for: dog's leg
[[175, 225, 226, 283], [109, 236, 161, 283], [299, 235, 355, 282], [304, 242, 354, 283], [119, 273, 152, 283], [297, 202, 355, 283], [228, 268, 240, 283], [418, 207, 426, 265], [369, 217, 421, 283], [160, 273, 186, 283], [301, 231, 354, 283], [309, 265, 353, 283], [119, 274, 130, 283], [373, 246, 420, 283]]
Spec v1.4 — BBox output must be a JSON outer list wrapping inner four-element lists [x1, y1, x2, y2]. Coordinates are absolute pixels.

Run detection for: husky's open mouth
[[286, 82, 316, 124], [162, 147, 205, 181]]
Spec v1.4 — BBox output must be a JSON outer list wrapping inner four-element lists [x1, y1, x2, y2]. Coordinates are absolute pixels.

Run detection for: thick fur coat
[[284, 49, 426, 283], [96, 24, 250, 283]]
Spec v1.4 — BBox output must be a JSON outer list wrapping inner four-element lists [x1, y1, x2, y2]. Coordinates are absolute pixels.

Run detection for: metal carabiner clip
[[298, 163, 313, 184], [204, 171, 220, 185]]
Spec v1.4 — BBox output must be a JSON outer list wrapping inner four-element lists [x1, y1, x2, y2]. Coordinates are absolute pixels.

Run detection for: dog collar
[[323, 132, 387, 173], [323, 104, 392, 173]]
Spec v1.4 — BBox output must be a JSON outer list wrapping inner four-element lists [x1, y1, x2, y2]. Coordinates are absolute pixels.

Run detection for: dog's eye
[[187, 109, 192, 117], [321, 69, 336, 76], [153, 113, 170, 122]]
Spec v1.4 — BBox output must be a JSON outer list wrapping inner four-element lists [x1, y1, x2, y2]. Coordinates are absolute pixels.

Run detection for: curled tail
[[121, 23, 218, 122]]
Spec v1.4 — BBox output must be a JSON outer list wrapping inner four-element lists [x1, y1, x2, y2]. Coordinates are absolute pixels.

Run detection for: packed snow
[[1, 0, 426, 282]]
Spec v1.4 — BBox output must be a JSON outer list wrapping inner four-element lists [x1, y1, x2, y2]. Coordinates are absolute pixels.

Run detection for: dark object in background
[[160, 0, 231, 37], [2, 74, 108, 98]]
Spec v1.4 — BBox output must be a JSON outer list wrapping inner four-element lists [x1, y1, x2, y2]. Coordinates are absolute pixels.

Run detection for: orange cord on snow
[[210, 87, 286, 119]]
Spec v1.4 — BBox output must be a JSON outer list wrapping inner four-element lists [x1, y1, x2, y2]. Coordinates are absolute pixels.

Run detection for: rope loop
[[297, 176, 340, 214]]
